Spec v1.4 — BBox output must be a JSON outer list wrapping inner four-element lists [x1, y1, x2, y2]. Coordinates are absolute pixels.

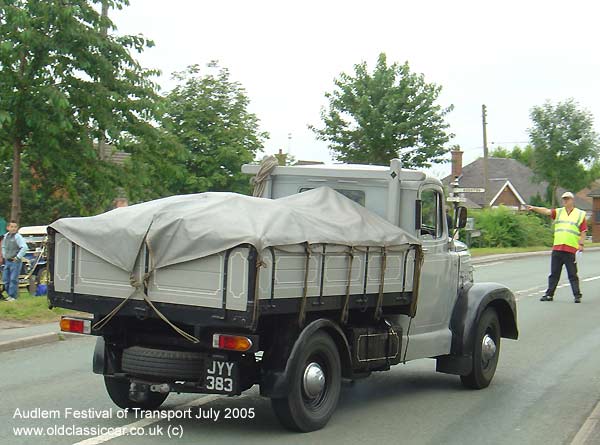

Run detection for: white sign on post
[[453, 187, 485, 193], [446, 196, 467, 202]]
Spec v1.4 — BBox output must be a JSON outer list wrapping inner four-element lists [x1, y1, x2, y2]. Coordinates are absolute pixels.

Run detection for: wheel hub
[[481, 334, 497, 364], [303, 362, 325, 399]]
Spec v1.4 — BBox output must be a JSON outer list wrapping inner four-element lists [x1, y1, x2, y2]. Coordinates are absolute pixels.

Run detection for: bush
[[468, 206, 553, 248]]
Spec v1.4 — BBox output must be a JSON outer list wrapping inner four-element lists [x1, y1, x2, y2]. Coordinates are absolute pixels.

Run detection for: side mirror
[[455, 206, 468, 229]]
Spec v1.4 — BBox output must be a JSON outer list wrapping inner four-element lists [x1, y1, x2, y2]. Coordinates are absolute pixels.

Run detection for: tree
[[0, 0, 159, 222], [528, 99, 600, 206], [119, 124, 188, 204], [162, 63, 267, 195], [310, 53, 454, 168], [490, 145, 534, 167]]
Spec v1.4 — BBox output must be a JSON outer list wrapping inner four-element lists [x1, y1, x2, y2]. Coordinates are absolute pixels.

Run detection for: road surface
[[2, 252, 600, 445]]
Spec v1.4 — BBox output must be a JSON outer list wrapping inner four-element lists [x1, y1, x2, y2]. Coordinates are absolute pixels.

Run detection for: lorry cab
[[242, 160, 464, 359]]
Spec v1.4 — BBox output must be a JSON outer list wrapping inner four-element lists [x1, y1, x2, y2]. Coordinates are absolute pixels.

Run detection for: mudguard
[[92, 336, 105, 374], [92, 336, 121, 375], [260, 318, 353, 398], [437, 282, 518, 375]]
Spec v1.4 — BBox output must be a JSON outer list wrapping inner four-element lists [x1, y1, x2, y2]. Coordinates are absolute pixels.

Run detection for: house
[[94, 141, 131, 166], [442, 149, 592, 212], [587, 186, 600, 242]]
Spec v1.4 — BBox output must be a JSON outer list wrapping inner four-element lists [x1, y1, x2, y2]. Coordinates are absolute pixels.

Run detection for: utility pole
[[482, 104, 489, 207]]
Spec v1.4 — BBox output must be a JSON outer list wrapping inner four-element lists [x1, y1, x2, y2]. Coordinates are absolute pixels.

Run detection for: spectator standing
[[2, 220, 28, 301], [0, 216, 7, 264]]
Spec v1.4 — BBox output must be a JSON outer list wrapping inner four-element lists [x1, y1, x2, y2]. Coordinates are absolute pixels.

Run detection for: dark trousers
[[546, 250, 581, 297]]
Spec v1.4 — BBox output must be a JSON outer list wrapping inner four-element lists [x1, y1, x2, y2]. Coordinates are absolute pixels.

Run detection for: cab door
[[411, 185, 455, 335]]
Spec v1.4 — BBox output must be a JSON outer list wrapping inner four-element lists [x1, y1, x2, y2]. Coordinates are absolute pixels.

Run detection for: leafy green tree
[[162, 63, 267, 195], [490, 146, 510, 158], [0, 0, 159, 222], [310, 53, 454, 168], [491, 145, 534, 167], [119, 125, 188, 204], [528, 99, 600, 205]]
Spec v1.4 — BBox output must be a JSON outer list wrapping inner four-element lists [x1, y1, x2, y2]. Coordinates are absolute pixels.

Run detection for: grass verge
[[0, 289, 76, 323]]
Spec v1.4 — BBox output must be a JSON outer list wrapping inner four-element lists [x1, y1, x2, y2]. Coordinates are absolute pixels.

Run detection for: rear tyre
[[461, 308, 501, 389], [104, 376, 168, 410], [121, 346, 204, 380], [271, 331, 341, 432]]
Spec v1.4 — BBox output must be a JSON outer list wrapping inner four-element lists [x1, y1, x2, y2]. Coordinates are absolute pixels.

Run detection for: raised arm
[[525, 205, 552, 216]]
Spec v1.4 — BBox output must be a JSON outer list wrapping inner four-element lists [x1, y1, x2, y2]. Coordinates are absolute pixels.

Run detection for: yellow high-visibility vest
[[553, 207, 585, 249]]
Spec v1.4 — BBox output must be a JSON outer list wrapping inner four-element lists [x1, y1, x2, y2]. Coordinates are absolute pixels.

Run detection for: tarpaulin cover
[[50, 187, 420, 272]]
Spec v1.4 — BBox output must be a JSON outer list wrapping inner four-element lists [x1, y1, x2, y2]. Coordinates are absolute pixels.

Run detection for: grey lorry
[[48, 159, 518, 432]]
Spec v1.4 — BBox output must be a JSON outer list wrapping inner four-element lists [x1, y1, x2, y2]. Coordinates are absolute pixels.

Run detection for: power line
[[490, 141, 529, 145]]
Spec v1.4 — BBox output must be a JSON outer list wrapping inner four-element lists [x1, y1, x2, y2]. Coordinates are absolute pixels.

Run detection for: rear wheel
[[461, 308, 501, 389], [271, 331, 341, 432], [104, 376, 168, 410]]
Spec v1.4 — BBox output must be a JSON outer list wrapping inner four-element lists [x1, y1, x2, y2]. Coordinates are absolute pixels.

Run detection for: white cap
[[561, 191, 574, 199]]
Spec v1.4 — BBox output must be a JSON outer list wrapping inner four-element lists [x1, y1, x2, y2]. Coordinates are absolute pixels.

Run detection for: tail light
[[212, 334, 253, 352], [60, 316, 92, 334]]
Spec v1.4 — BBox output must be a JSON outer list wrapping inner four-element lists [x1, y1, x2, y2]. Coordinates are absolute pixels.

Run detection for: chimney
[[275, 148, 287, 166], [451, 148, 463, 178]]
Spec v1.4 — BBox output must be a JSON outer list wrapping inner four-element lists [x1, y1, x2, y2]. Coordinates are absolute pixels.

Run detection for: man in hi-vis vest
[[526, 191, 587, 303]]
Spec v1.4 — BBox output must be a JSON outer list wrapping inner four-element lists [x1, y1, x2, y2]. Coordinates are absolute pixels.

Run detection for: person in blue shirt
[[2, 221, 28, 301]]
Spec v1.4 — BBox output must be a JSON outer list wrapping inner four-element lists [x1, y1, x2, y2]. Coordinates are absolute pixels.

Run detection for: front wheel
[[271, 331, 342, 432], [104, 376, 168, 410], [461, 307, 501, 389]]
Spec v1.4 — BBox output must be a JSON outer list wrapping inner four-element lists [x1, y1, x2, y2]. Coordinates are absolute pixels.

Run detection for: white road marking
[[514, 275, 600, 299], [570, 399, 600, 445], [515, 286, 544, 295], [72, 395, 220, 445]]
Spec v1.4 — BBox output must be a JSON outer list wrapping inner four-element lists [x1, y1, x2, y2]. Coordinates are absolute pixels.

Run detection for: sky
[[111, 0, 600, 179]]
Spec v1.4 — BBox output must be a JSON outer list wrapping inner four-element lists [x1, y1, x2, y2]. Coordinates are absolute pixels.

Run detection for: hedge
[[466, 206, 553, 248]]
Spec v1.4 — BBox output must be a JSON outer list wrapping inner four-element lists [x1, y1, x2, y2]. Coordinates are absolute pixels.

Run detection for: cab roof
[[242, 162, 427, 181]]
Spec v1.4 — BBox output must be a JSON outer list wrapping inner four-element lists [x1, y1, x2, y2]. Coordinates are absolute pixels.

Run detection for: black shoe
[[574, 296, 582, 303], [540, 295, 553, 301]]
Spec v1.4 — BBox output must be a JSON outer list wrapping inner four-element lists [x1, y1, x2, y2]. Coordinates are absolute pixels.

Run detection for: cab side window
[[420, 189, 443, 239]]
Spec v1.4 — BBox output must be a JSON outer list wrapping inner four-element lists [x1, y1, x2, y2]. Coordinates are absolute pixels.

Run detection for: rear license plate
[[204, 359, 238, 395]]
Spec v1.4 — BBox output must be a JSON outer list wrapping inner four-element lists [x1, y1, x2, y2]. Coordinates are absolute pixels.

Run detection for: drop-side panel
[[53, 233, 72, 293], [148, 251, 237, 309], [226, 247, 249, 311], [256, 245, 414, 301], [73, 245, 143, 299]]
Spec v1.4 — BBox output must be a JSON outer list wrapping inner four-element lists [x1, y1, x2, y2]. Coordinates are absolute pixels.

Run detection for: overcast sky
[[112, 0, 600, 178]]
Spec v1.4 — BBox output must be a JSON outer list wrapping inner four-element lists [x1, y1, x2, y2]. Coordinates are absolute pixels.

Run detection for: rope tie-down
[[250, 257, 266, 331], [92, 237, 200, 344], [340, 246, 355, 325]]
